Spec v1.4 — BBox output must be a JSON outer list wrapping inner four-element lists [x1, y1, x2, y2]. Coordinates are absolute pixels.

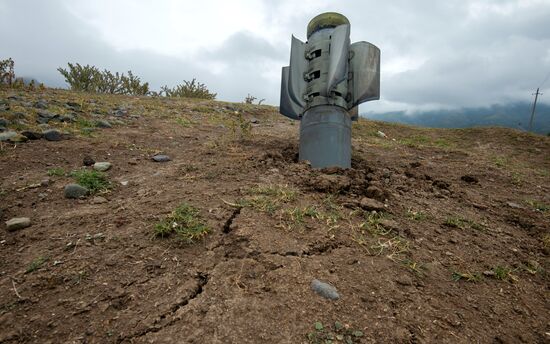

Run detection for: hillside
[[1, 88, 549, 343], [365, 102, 550, 135]]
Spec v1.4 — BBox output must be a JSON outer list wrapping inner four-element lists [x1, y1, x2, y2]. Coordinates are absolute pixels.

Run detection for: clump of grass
[[278, 205, 320, 231], [154, 203, 209, 243], [47, 167, 65, 177], [307, 321, 364, 344], [399, 135, 430, 148], [239, 184, 298, 214], [26, 256, 48, 274], [70, 170, 111, 193], [401, 258, 426, 277], [491, 156, 507, 168], [175, 117, 193, 127], [444, 216, 486, 231], [452, 271, 482, 282], [525, 199, 549, 212], [489, 266, 518, 282], [406, 209, 427, 221]]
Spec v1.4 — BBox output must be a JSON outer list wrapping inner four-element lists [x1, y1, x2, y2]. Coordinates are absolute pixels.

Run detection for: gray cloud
[[2, 0, 550, 111]]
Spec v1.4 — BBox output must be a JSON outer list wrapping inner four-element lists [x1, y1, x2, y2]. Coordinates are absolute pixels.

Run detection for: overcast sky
[[2, 0, 550, 113]]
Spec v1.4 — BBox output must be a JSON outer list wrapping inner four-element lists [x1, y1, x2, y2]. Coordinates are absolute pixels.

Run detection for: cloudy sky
[[2, 0, 550, 113]]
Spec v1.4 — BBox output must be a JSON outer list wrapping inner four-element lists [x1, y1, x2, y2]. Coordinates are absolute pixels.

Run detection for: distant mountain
[[363, 102, 550, 135]]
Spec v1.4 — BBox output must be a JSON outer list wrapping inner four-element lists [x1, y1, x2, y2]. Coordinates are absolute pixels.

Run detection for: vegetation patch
[[306, 321, 364, 344], [452, 271, 482, 282], [154, 203, 209, 243], [47, 167, 66, 177], [70, 170, 111, 193], [444, 216, 486, 231], [26, 256, 48, 274]]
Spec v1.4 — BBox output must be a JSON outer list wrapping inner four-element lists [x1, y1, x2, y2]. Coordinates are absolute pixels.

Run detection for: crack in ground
[[119, 273, 209, 342], [222, 208, 241, 234]]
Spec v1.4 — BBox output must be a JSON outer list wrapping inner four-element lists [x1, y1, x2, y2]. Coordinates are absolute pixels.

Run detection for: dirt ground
[[1, 89, 549, 343]]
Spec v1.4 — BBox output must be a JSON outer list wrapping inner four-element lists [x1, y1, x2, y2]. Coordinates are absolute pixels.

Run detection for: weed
[[228, 111, 252, 140], [306, 321, 364, 344], [154, 203, 209, 243], [491, 266, 517, 282], [70, 170, 111, 193], [511, 172, 523, 186], [278, 205, 320, 231], [175, 117, 193, 127], [401, 258, 426, 277], [525, 199, 549, 212], [452, 271, 482, 282], [542, 234, 550, 249], [75, 117, 95, 129], [492, 156, 507, 168], [444, 216, 486, 231], [47, 167, 65, 177], [26, 256, 48, 274], [406, 209, 427, 221]]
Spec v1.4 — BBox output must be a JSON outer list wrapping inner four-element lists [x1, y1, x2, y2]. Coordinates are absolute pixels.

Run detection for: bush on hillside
[[0, 58, 15, 86], [161, 78, 216, 100], [57, 63, 150, 96]]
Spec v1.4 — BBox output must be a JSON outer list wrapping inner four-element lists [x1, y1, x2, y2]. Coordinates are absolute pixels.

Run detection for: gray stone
[[43, 129, 62, 141], [91, 196, 108, 204], [152, 154, 171, 162], [95, 120, 112, 128], [311, 279, 340, 300], [21, 131, 43, 140], [64, 184, 89, 199], [59, 113, 76, 122], [0, 131, 17, 142], [0, 118, 10, 127], [93, 162, 112, 172], [113, 108, 128, 117], [5, 217, 32, 231], [83, 156, 95, 166], [34, 100, 48, 109], [8, 134, 27, 143], [36, 110, 57, 124], [359, 197, 385, 211]]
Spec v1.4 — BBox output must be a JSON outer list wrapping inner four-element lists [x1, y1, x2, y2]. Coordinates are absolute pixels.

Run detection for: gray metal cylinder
[[299, 105, 351, 168]]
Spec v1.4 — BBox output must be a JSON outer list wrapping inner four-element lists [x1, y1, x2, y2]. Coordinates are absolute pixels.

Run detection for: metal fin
[[349, 41, 380, 107], [280, 66, 303, 120], [288, 35, 307, 107]]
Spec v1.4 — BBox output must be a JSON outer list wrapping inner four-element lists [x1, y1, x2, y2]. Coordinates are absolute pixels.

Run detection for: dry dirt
[[0, 89, 549, 343]]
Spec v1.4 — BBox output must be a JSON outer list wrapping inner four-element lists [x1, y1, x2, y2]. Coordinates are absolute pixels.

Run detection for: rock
[[377, 130, 387, 138], [95, 120, 112, 128], [507, 202, 523, 209], [152, 154, 171, 162], [396, 275, 413, 286], [0, 131, 17, 142], [379, 219, 399, 231], [43, 129, 62, 141], [40, 179, 50, 187], [91, 196, 108, 204], [311, 279, 340, 300], [83, 156, 95, 166], [64, 184, 89, 199], [36, 110, 57, 124], [5, 217, 31, 231], [461, 175, 478, 184], [93, 162, 112, 172], [0, 118, 10, 127], [359, 197, 385, 211], [59, 113, 76, 122], [432, 179, 451, 190], [366, 185, 385, 200], [250, 118, 260, 124], [120, 180, 129, 186], [8, 134, 28, 143], [34, 100, 48, 109], [21, 130, 43, 140], [113, 108, 128, 117]]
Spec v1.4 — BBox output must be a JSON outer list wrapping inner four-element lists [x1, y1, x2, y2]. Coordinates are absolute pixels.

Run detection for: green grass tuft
[[154, 203, 209, 243], [26, 256, 48, 274], [70, 169, 111, 193], [47, 167, 65, 177]]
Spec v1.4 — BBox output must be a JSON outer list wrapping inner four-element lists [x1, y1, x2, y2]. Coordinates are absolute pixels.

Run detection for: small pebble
[[93, 162, 112, 172], [311, 279, 340, 300], [152, 154, 171, 162], [5, 217, 32, 231]]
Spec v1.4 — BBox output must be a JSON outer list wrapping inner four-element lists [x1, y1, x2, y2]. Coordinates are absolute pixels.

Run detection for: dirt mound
[[0, 89, 549, 343]]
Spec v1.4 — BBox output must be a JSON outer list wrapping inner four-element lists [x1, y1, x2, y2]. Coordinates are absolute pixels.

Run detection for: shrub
[[58, 63, 149, 95], [0, 58, 15, 86], [161, 78, 216, 99]]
